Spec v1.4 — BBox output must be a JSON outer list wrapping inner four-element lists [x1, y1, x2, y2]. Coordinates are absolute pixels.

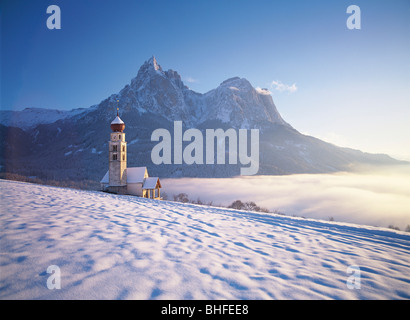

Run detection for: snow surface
[[1, 179, 409, 300], [127, 138, 139, 146], [111, 116, 124, 125], [0, 107, 87, 130]]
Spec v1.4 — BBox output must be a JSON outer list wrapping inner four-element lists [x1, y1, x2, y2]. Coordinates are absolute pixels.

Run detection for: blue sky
[[1, 0, 409, 159]]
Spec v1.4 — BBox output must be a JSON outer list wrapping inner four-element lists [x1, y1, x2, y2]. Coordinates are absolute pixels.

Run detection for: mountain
[[105, 56, 289, 128], [2, 179, 410, 299], [0, 57, 406, 185], [0, 107, 88, 130]]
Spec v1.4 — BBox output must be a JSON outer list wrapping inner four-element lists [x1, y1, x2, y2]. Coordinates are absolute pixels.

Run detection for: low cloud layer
[[270, 80, 298, 93], [184, 76, 199, 84], [162, 166, 410, 230], [255, 87, 272, 95]]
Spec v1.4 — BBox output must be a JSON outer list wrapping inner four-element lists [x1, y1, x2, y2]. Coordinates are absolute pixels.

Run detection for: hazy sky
[[1, 0, 409, 159]]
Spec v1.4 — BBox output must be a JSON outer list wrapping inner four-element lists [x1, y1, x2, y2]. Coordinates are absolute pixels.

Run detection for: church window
[[113, 154, 117, 160], [113, 145, 117, 152]]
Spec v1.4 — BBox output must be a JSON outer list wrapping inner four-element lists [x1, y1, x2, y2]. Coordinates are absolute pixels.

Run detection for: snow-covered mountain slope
[[202, 76, 289, 128], [1, 179, 409, 300], [0, 107, 88, 130]]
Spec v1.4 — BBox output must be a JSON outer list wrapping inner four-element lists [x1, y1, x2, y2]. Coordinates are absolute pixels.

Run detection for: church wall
[[107, 185, 127, 194], [127, 183, 143, 196], [109, 160, 127, 187]]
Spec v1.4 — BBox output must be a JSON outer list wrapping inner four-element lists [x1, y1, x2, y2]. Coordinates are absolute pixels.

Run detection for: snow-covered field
[[1, 179, 409, 300]]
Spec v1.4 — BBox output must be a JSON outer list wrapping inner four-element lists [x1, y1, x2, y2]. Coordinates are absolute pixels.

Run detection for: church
[[100, 110, 162, 199]]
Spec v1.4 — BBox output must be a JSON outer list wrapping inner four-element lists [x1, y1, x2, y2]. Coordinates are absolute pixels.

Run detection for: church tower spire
[[108, 107, 127, 194]]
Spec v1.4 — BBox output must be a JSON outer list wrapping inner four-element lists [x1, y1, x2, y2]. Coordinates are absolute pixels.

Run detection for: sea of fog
[[161, 165, 410, 230]]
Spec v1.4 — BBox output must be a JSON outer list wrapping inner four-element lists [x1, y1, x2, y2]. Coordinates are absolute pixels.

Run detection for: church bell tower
[[108, 108, 127, 194]]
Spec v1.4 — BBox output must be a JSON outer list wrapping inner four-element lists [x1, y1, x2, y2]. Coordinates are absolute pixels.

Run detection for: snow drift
[[0, 179, 409, 299]]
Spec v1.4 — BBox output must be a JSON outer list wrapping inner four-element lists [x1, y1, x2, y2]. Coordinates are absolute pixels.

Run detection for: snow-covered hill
[[1, 179, 409, 299]]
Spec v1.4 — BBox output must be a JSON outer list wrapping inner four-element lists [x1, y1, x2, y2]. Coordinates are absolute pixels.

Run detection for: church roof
[[143, 177, 161, 189], [100, 171, 109, 184], [111, 116, 124, 125], [100, 167, 149, 184], [127, 167, 148, 183], [110, 109, 125, 132]]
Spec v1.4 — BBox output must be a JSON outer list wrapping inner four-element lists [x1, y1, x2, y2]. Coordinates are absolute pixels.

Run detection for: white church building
[[100, 110, 162, 199]]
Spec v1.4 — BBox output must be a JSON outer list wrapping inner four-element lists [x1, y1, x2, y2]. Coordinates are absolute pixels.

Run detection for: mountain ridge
[[0, 57, 406, 184]]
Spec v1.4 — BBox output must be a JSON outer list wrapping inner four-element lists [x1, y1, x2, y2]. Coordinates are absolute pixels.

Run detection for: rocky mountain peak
[[119, 57, 291, 128], [146, 55, 162, 72], [220, 77, 251, 89]]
